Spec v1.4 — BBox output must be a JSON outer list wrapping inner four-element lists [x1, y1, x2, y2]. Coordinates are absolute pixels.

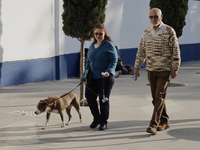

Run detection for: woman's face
[[94, 28, 105, 44]]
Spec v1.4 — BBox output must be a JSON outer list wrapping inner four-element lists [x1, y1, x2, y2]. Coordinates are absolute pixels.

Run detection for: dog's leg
[[42, 113, 51, 130], [66, 105, 72, 125], [74, 106, 82, 123], [59, 111, 65, 127], [72, 99, 82, 123]]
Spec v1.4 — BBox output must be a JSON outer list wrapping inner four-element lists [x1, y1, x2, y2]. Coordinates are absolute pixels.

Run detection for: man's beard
[[152, 21, 161, 27]]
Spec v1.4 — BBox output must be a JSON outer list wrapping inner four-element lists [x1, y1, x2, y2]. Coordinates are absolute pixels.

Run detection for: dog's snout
[[35, 110, 41, 115]]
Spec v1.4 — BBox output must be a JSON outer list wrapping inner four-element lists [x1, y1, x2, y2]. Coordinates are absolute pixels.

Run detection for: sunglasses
[[94, 32, 103, 36], [149, 15, 158, 19]]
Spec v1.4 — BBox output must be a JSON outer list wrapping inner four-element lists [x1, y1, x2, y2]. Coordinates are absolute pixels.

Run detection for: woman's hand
[[103, 72, 110, 77]]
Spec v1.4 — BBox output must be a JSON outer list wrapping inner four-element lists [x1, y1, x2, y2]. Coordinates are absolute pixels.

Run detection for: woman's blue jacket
[[81, 39, 117, 81]]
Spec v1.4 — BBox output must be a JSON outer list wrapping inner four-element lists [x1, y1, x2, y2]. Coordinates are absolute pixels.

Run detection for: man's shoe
[[146, 127, 157, 135], [90, 120, 100, 128], [157, 124, 170, 131]]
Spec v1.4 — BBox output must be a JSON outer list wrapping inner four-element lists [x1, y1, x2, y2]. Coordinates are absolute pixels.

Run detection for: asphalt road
[[0, 60, 200, 150]]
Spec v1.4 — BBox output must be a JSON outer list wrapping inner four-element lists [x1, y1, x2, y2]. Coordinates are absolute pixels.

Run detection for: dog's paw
[[61, 125, 65, 128], [66, 121, 71, 125], [42, 127, 46, 130]]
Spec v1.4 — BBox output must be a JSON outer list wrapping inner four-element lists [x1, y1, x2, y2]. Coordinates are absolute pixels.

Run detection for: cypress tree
[[150, 0, 188, 38], [62, 0, 107, 101]]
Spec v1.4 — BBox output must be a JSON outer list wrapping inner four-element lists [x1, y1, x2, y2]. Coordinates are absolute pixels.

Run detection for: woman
[[81, 23, 117, 130]]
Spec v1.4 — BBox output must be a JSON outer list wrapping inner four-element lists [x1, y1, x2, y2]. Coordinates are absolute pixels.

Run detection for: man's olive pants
[[147, 71, 170, 128]]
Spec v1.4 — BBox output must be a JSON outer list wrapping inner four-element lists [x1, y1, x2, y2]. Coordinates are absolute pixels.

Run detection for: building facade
[[0, 0, 199, 87]]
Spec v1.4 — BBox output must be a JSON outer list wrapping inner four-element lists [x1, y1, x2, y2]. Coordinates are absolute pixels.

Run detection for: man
[[134, 8, 181, 135]]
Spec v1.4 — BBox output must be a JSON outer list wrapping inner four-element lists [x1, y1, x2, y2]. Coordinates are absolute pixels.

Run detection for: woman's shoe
[[90, 120, 100, 128], [99, 123, 107, 130]]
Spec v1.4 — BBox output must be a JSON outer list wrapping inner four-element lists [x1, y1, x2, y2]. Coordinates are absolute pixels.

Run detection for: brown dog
[[35, 92, 82, 129]]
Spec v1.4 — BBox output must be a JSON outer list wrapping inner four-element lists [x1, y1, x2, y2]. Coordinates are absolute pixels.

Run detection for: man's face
[[149, 10, 163, 27]]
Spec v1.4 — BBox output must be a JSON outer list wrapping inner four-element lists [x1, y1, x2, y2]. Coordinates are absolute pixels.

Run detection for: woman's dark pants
[[85, 76, 115, 125]]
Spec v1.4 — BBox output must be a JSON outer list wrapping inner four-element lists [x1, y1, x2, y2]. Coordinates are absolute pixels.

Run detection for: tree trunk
[[80, 39, 85, 102]]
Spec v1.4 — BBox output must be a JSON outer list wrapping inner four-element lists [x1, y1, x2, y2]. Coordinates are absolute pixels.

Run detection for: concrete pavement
[[0, 60, 200, 150]]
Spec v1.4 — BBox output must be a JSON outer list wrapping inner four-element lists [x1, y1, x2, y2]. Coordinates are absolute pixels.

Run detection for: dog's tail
[[79, 98, 88, 106], [78, 96, 83, 105]]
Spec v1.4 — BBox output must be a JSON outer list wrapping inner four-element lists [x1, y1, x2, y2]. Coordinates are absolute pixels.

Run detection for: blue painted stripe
[[179, 43, 200, 62], [65, 53, 80, 78], [0, 59, 52, 87], [0, 53, 80, 87], [0, 43, 199, 87]]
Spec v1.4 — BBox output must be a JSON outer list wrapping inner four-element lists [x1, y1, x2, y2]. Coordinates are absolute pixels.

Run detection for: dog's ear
[[37, 100, 44, 107], [37, 100, 45, 110], [39, 100, 44, 103], [43, 100, 50, 107]]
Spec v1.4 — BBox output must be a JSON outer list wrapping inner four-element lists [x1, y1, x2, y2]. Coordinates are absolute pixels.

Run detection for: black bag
[[84, 68, 92, 85]]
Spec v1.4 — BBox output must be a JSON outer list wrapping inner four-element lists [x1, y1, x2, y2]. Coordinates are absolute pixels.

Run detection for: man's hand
[[134, 69, 140, 77], [171, 69, 178, 79]]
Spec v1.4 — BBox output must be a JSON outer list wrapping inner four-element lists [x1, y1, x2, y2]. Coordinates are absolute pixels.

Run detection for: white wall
[[86, 0, 200, 48], [1, 0, 55, 62], [179, 0, 200, 44], [0, 0, 200, 63], [104, 0, 150, 49]]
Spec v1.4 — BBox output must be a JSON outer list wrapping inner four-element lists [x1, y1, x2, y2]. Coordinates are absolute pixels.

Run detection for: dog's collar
[[48, 97, 56, 113]]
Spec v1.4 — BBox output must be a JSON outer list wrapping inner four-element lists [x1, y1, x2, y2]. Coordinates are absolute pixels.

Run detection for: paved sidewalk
[[0, 60, 200, 150]]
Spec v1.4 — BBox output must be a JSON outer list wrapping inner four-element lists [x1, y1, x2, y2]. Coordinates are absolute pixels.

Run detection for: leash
[[56, 81, 83, 100], [101, 77, 108, 102], [47, 76, 107, 112], [84, 77, 108, 103], [48, 81, 83, 108], [84, 83, 102, 97]]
